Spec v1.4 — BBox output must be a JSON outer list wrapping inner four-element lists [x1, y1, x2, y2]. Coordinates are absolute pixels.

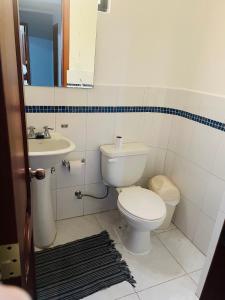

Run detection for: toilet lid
[[118, 187, 166, 221]]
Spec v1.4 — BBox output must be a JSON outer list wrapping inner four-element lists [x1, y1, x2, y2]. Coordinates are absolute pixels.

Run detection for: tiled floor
[[50, 209, 205, 299]]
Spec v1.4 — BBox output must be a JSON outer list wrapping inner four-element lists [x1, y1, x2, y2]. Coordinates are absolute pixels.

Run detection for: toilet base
[[116, 222, 152, 255]]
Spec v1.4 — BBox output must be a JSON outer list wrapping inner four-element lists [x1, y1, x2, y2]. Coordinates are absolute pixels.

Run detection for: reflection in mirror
[[19, 0, 98, 88]]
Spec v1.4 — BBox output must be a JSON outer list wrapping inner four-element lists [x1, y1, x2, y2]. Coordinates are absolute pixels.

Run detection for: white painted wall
[[95, 0, 225, 95]]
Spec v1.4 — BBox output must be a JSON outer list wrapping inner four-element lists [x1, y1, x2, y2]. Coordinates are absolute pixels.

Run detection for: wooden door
[[0, 0, 35, 298], [200, 221, 225, 299]]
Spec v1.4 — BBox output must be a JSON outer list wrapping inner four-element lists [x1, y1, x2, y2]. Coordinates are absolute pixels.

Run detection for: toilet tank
[[100, 143, 149, 187]]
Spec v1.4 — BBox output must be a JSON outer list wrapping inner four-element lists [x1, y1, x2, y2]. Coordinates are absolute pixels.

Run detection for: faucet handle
[[43, 126, 54, 130], [27, 126, 36, 138], [43, 126, 54, 138]]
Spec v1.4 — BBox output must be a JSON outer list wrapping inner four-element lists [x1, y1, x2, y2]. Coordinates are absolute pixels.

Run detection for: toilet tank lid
[[100, 143, 149, 158]]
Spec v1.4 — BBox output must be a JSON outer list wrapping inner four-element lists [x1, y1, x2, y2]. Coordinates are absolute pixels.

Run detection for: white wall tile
[[174, 196, 200, 240], [200, 94, 225, 123], [56, 151, 85, 188], [56, 186, 84, 220], [202, 175, 225, 220], [83, 183, 117, 215], [142, 114, 172, 148], [54, 87, 88, 106], [143, 147, 166, 179], [117, 86, 146, 106], [180, 162, 210, 208], [187, 124, 220, 171], [182, 90, 203, 115], [168, 117, 194, 157], [87, 86, 118, 106], [85, 150, 102, 184], [164, 88, 186, 110], [136, 176, 151, 188], [212, 133, 225, 180], [163, 89, 225, 257], [55, 113, 86, 151], [114, 113, 143, 143], [24, 86, 54, 106], [167, 153, 209, 209], [86, 113, 115, 150], [26, 113, 55, 132], [144, 87, 167, 106], [165, 155, 189, 198], [193, 212, 215, 254], [164, 150, 176, 177]]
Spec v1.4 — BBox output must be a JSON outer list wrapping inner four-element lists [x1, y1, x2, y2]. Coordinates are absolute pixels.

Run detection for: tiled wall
[[25, 85, 169, 222], [163, 89, 225, 255], [24, 85, 225, 255]]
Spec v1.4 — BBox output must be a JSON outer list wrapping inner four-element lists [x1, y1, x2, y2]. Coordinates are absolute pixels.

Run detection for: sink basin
[[28, 132, 75, 169], [28, 132, 75, 248]]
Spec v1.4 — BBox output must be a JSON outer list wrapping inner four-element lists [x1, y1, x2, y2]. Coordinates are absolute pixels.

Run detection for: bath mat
[[35, 231, 136, 300]]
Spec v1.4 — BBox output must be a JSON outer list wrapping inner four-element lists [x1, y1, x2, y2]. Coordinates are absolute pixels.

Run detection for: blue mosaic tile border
[[25, 106, 225, 132]]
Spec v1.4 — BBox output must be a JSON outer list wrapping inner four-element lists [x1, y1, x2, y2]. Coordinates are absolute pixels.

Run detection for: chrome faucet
[[27, 126, 36, 139], [43, 126, 54, 138], [27, 125, 54, 139]]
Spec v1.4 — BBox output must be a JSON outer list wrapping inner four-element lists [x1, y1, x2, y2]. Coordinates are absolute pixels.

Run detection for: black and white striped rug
[[35, 231, 136, 300]]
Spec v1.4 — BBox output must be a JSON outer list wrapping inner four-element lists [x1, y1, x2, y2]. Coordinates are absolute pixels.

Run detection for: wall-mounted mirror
[[19, 0, 98, 88]]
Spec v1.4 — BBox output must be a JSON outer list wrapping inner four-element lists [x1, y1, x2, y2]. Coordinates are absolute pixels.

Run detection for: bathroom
[[1, 0, 225, 299]]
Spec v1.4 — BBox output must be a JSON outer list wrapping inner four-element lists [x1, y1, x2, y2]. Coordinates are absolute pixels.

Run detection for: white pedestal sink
[[28, 133, 75, 248]]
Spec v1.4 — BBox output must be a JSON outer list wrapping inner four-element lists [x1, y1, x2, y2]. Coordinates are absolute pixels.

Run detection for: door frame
[[0, 0, 35, 297]]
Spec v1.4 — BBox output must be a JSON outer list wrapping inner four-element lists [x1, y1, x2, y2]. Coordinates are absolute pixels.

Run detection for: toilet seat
[[118, 187, 166, 221]]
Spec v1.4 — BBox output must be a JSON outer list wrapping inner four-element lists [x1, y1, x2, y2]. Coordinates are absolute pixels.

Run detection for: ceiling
[[19, 0, 61, 15]]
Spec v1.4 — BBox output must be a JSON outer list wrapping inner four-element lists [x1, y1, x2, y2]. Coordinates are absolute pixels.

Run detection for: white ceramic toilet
[[100, 143, 166, 255]]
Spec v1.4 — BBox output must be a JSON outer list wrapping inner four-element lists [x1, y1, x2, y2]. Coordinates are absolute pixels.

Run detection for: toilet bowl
[[100, 142, 166, 255], [117, 186, 166, 255]]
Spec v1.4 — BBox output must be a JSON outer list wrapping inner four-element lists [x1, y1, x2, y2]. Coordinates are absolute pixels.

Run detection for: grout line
[[153, 224, 177, 235], [163, 114, 174, 175], [135, 291, 142, 300], [54, 213, 199, 299], [115, 291, 138, 300], [187, 268, 203, 286], [189, 268, 203, 274], [89, 84, 225, 99], [166, 148, 225, 183], [135, 274, 188, 294], [187, 273, 199, 287], [155, 232, 205, 285], [154, 234, 189, 275], [170, 220, 206, 256], [93, 213, 104, 231]]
